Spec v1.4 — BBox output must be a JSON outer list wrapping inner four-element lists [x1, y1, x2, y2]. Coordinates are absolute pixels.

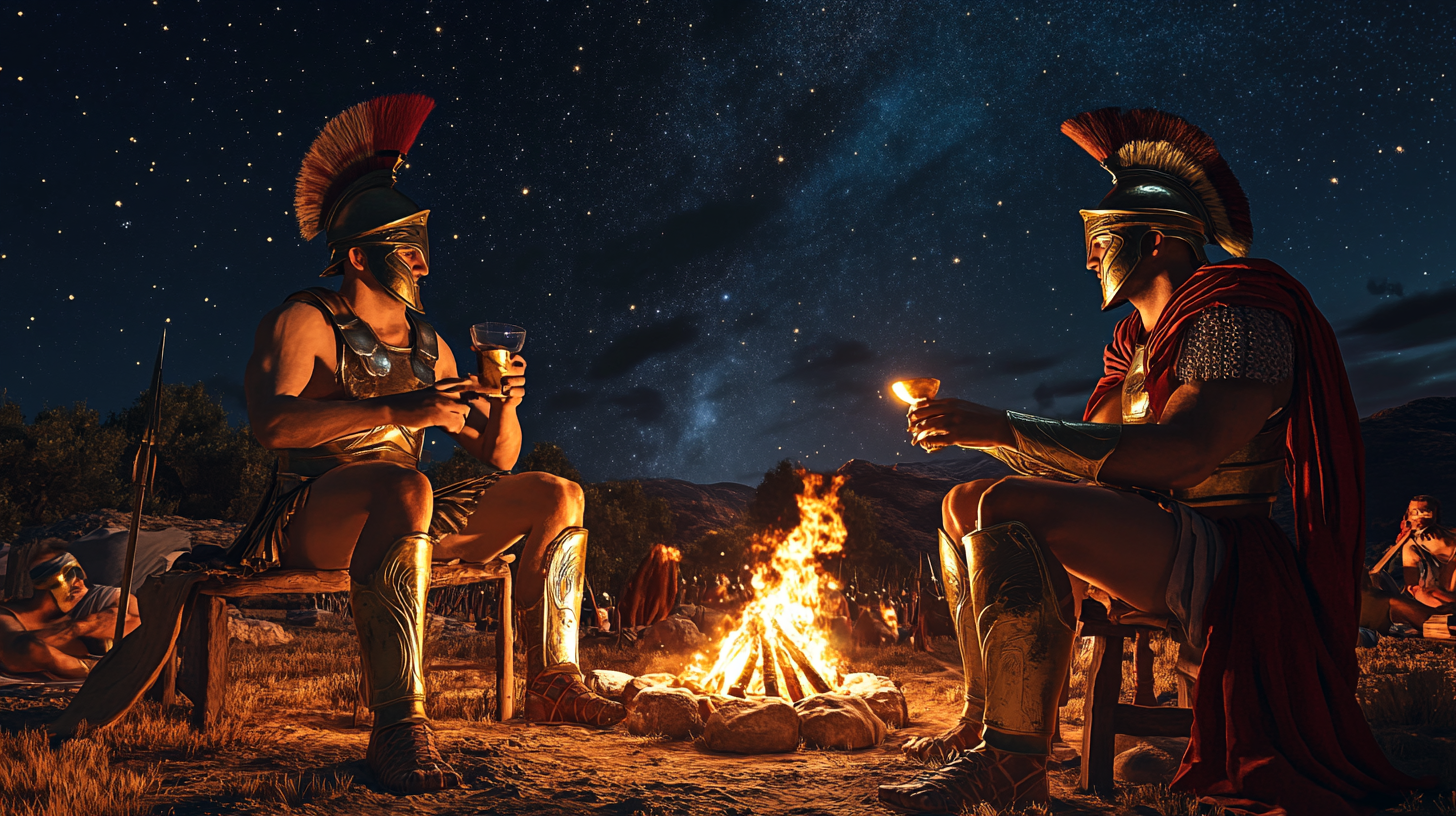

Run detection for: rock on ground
[[626, 688, 704, 740], [635, 616, 706, 653], [585, 670, 635, 701], [838, 673, 909, 728], [794, 693, 886, 750], [700, 698, 800, 754], [228, 614, 292, 646], [1114, 742, 1180, 785], [621, 673, 678, 707]]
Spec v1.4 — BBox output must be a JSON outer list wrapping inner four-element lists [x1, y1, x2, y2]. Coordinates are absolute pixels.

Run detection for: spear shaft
[[114, 328, 166, 645]]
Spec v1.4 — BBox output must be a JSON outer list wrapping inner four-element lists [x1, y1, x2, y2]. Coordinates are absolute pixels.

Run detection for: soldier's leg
[[281, 461, 459, 794], [902, 478, 999, 762], [880, 477, 1177, 812], [435, 472, 625, 726]]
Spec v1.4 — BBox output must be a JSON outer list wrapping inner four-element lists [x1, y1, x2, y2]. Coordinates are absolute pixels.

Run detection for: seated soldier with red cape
[[878, 108, 1425, 815]]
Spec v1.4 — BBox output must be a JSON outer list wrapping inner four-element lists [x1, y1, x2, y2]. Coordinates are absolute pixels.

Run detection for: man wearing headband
[[0, 548, 139, 680]]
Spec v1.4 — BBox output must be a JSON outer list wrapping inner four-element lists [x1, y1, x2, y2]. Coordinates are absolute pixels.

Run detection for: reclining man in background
[[0, 548, 139, 681], [232, 94, 623, 794]]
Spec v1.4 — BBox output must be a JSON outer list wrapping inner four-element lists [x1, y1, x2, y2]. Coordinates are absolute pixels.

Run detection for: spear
[[114, 328, 166, 645]]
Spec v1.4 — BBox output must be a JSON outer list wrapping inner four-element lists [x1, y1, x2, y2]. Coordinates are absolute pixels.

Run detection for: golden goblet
[[891, 378, 941, 406], [892, 378, 947, 452]]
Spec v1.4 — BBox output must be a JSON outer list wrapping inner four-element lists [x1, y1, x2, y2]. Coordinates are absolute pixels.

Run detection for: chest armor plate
[[277, 288, 439, 479], [1122, 344, 1286, 512]]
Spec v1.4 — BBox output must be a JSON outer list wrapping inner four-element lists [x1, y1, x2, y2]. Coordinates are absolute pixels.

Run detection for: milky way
[[3, 2, 1453, 483]]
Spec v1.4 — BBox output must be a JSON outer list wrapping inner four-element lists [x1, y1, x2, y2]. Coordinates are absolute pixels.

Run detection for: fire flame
[[683, 472, 848, 698]]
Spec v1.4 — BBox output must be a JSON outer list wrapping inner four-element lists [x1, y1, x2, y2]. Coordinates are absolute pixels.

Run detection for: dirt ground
[[2, 624, 1454, 816]]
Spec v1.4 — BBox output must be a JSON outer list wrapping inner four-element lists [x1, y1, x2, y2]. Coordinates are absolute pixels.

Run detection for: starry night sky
[[3, 2, 1453, 485]]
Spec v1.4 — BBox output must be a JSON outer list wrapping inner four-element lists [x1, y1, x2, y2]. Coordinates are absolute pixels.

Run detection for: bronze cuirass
[[277, 288, 439, 480]]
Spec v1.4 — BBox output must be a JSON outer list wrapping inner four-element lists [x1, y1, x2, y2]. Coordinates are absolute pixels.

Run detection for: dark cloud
[[609, 387, 668, 424], [775, 338, 875, 383], [1367, 278, 1404, 297], [574, 199, 774, 299], [545, 388, 593, 412], [1341, 286, 1456, 352], [1032, 376, 1101, 410], [1346, 346, 1456, 414], [588, 316, 701, 379]]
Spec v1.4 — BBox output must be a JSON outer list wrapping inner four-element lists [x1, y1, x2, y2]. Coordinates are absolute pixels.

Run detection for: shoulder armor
[[408, 313, 438, 385], [1176, 305, 1293, 385], [286, 288, 392, 377]]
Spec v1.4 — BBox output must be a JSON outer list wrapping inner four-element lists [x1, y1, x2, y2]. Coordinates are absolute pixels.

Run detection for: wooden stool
[[1077, 599, 1197, 795], [161, 557, 515, 731]]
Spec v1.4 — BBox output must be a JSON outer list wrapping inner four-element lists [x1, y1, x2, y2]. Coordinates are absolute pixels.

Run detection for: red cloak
[[1084, 260, 1424, 814]]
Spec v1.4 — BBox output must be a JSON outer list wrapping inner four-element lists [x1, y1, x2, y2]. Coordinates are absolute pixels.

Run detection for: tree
[[111, 383, 271, 520], [0, 399, 128, 535], [582, 481, 676, 603], [520, 441, 582, 483]]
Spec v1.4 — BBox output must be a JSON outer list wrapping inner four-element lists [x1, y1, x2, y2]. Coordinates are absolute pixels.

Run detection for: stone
[[635, 616, 706, 653], [1113, 742, 1180, 785], [228, 615, 293, 647], [837, 673, 909, 728], [700, 698, 800, 754], [673, 604, 700, 620], [626, 687, 704, 740], [794, 693, 886, 750], [585, 669, 635, 701], [621, 673, 677, 707]]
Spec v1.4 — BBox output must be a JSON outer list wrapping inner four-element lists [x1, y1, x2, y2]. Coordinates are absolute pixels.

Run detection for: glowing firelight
[[891, 378, 940, 405], [682, 472, 849, 698], [880, 602, 899, 631]]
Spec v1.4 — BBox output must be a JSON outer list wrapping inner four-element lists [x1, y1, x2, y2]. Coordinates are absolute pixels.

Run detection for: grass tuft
[[0, 729, 158, 816]]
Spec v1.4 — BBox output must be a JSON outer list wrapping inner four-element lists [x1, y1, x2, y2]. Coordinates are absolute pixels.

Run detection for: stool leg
[[496, 571, 514, 722], [189, 596, 229, 732], [1079, 633, 1123, 795], [1135, 630, 1156, 707]]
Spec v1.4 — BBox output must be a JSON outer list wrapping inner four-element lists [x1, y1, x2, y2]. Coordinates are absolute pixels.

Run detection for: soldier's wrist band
[[998, 411, 1122, 482]]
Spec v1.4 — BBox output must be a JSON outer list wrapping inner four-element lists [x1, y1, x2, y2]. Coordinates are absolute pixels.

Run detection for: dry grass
[[218, 770, 358, 807], [1062, 632, 1181, 727], [0, 729, 158, 816]]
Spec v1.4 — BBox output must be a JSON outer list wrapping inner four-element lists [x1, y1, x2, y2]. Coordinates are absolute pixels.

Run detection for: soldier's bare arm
[[435, 336, 525, 471]]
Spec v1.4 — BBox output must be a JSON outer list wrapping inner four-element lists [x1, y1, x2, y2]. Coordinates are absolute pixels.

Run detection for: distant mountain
[[639, 479, 755, 544], [836, 453, 1015, 556]]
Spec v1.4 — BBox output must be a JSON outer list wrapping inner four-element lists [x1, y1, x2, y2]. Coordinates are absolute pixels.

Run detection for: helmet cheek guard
[[1080, 209, 1208, 310], [29, 553, 88, 614]]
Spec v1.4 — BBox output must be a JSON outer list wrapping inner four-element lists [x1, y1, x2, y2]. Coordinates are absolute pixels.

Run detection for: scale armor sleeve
[[1176, 305, 1293, 384]]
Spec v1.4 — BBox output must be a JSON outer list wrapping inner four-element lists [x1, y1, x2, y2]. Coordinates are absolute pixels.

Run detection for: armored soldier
[[235, 95, 623, 793], [879, 109, 1420, 813]]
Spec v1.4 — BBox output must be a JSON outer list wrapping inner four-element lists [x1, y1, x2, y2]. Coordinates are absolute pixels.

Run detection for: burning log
[[758, 626, 780, 698], [768, 637, 803, 701], [728, 619, 762, 698], [772, 618, 832, 694]]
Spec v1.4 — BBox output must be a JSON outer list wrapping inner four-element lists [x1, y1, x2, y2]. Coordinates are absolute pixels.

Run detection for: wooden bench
[[156, 557, 515, 731], [1077, 599, 1198, 795]]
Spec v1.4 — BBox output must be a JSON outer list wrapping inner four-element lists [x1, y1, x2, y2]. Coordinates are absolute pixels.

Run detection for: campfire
[[681, 473, 848, 700]]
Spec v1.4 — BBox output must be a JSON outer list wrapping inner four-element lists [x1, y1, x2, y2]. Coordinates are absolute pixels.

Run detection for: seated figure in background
[[1370, 496, 1456, 631], [0, 549, 139, 680]]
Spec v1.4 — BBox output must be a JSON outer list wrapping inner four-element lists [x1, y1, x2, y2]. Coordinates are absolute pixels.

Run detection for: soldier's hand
[[908, 398, 1014, 450], [385, 381, 473, 433], [498, 355, 526, 407]]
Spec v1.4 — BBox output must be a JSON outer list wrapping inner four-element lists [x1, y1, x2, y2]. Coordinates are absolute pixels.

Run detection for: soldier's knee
[[943, 478, 997, 529], [524, 471, 584, 515], [368, 464, 433, 512], [976, 476, 1043, 529]]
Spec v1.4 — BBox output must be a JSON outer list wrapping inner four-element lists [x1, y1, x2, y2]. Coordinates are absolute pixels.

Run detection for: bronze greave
[[939, 529, 985, 725], [967, 522, 1074, 756], [351, 532, 433, 729], [521, 527, 589, 680]]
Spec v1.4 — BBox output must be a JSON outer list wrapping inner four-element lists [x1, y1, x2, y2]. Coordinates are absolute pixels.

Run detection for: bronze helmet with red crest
[[1061, 108, 1253, 310], [294, 94, 436, 312]]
